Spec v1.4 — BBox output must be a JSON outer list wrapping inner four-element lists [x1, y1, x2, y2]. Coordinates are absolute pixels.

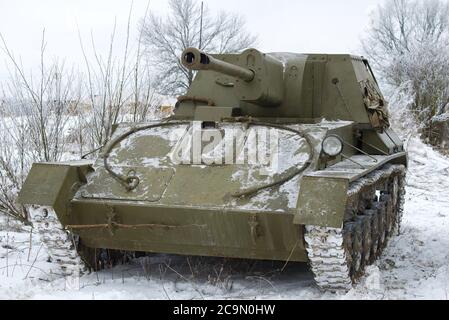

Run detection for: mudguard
[[18, 161, 93, 225]]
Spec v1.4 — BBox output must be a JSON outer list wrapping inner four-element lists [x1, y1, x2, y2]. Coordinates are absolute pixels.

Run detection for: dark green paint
[[18, 48, 407, 263]]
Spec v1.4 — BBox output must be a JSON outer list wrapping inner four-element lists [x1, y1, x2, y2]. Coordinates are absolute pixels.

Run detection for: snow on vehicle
[[18, 47, 407, 291]]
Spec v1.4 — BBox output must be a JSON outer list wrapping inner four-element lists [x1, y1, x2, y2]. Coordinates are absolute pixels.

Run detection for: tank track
[[29, 206, 85, 276], [304, 164, 406, 292], [29, 206, 132, 275]]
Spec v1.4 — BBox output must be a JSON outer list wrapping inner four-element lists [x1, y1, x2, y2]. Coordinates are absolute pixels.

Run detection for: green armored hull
[[18, 48, 407, 291]]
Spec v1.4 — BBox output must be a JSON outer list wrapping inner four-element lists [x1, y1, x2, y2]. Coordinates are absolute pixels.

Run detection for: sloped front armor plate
[[81, 166, 175, 202]]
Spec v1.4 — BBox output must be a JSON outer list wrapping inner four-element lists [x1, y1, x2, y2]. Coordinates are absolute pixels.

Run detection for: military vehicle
[[18, 47, 407, 291]]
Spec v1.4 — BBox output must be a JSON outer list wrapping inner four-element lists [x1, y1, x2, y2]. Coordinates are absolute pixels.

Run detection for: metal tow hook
[[106, 206, 117, 236], [248, 213, 260, 245]]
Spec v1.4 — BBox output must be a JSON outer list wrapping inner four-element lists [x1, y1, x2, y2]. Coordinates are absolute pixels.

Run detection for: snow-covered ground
[[1, 136, 448, 300]]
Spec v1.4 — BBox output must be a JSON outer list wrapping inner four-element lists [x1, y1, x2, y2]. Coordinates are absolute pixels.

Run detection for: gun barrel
[[181, 47, 254, 82]]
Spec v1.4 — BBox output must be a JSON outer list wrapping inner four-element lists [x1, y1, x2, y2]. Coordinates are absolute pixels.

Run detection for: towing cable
[[102, 117, 314, 197]]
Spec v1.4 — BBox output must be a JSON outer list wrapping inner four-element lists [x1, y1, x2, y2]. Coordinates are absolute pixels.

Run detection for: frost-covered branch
[[139, 0, 257, 95], [362, 0, 449, 145]]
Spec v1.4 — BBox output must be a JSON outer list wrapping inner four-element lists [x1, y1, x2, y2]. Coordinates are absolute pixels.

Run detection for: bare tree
[[79, 2, 161, 151], [0, 31, 82, 223], [132, 2, 163, 123], [140, 0, 257, 95], [362, 0, 449, 142], [0, 3, 162, 223]]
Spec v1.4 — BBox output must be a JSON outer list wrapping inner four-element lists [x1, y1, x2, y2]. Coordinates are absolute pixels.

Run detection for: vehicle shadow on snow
[[355, 223, 449, 298], [83, 254, 316, 299]]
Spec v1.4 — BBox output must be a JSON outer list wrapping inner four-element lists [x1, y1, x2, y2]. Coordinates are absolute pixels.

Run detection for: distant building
[[160, 105, 174, 116]]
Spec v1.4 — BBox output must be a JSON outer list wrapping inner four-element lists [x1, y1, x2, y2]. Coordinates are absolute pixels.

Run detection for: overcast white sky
[[0, 0, 386, 81]]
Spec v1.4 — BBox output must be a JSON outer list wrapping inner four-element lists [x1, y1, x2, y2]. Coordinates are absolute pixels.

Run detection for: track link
[[305, 164, 406, 291], [29, 206, 85, 276]]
